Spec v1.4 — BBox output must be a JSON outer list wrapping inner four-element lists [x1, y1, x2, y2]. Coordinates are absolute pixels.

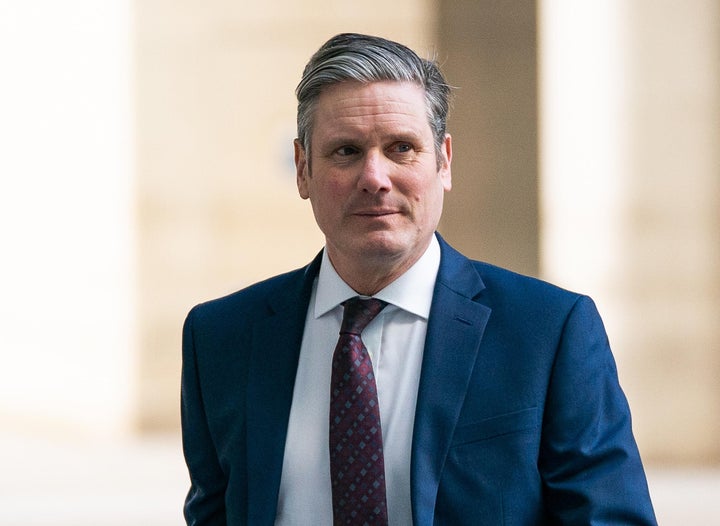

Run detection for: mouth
[[351, 208, 401, 217]]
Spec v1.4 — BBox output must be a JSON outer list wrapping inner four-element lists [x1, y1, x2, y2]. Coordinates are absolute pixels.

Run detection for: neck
[[326, 242, 431, 296], [337, 265, 408, 297]]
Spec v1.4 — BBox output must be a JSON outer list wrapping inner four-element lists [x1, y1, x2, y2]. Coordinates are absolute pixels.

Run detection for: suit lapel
[[411, 237, 491, 526], [246, 254, 321, 524]]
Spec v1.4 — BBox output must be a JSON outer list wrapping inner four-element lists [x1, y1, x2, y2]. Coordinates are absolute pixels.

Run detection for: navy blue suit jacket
[[181, 235, 656, 525]]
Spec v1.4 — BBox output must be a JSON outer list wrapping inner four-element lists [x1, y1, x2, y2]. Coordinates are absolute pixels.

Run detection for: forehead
[[312, 80, 430, 137]]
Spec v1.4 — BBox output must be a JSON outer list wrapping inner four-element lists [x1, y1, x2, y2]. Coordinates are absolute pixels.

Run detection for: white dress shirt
[[275, 236, 441, 525]]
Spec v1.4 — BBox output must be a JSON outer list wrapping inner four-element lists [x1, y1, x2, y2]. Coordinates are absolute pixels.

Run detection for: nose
[[357, 150, 392, 194]]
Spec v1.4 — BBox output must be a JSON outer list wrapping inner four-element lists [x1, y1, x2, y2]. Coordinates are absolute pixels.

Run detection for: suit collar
[[433, 233, 486, 300]]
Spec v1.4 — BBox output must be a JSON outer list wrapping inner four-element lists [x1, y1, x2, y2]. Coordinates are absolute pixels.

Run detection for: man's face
[[295, 80, 452, 275]]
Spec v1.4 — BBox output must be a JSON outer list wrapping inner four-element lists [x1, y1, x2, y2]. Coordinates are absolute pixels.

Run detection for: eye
[[391, 142, 413, 153], [336, 145, 360, 157]]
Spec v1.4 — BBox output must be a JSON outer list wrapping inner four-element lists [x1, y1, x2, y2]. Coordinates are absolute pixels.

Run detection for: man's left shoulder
[[437, 234, 580, 305], [437, 235, 595, 322], [474, 259, 576, 297], [466, 258, 596, 324]]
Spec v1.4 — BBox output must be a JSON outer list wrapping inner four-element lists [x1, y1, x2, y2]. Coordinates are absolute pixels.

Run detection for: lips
[[347, 201, 405, 217], [352, 209, 399, 216]]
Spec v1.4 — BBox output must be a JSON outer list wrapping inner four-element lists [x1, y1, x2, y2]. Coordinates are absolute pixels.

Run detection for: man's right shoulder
[[186, 260, 318, 325]]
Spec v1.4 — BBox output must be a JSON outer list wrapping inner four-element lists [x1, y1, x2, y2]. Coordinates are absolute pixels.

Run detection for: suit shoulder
[[464, 260, 606, 343], [471, 260, 585, 310], [436, 235, 583, 309], [186, 265, 311, 326]]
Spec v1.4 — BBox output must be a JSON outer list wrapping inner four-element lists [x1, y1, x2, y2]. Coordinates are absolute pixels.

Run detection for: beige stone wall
[[617, 0, 720, 462], [134, 1, 437, 430], [538, 0, 720, 463]]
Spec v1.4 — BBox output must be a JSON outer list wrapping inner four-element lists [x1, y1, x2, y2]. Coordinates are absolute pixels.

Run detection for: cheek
[[406, 178, 444, 207], [319, 177, 353, 203], [414, 182, 446, 223], [309, 179, 349, 217]]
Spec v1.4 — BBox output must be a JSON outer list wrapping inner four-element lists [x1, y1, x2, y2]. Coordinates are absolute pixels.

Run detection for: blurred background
[[1, 0, 718, 524]]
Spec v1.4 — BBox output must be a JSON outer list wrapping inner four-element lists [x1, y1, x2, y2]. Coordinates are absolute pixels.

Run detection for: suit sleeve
[[539, 295, 657, 524], [181, 306, 228, 525]]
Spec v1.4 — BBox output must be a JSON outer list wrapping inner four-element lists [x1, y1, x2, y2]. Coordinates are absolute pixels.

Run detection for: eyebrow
[[319, 129, 426, 149]]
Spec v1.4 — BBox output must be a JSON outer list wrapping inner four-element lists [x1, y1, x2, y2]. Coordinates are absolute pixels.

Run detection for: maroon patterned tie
[[329, 297, 389, 525]]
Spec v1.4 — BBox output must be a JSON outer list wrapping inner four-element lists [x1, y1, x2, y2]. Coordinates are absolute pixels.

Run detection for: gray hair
[[295, 33, 452, 165]]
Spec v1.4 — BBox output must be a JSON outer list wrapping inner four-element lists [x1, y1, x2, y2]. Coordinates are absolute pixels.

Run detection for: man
[[181, 33, 657, 525]]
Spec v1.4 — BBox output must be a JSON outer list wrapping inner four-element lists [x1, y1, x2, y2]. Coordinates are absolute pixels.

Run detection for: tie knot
[[340, 297, 387, 336]]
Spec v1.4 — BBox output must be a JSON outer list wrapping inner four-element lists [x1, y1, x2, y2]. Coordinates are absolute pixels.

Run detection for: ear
[[438, 133, 452, 191], [294, 139, 310, 199]]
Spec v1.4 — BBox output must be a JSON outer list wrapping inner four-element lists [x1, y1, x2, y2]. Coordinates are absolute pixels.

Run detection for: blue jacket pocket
[[450, 407, 540, 447]]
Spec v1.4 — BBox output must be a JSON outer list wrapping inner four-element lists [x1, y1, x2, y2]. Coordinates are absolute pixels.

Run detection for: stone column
[[437, 0, 540, 277], [618, 1, 720, 462]]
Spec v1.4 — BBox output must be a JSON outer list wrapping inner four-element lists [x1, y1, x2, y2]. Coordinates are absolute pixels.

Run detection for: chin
[[353, 232, 417, 260]]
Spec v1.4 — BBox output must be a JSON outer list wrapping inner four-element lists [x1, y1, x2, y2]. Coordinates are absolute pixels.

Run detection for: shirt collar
[[313, 234, 441, 320]]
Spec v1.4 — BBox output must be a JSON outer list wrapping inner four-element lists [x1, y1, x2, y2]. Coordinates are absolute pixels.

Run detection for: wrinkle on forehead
[[313, 80, 431, 143], [321, 80, 425, 114]]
